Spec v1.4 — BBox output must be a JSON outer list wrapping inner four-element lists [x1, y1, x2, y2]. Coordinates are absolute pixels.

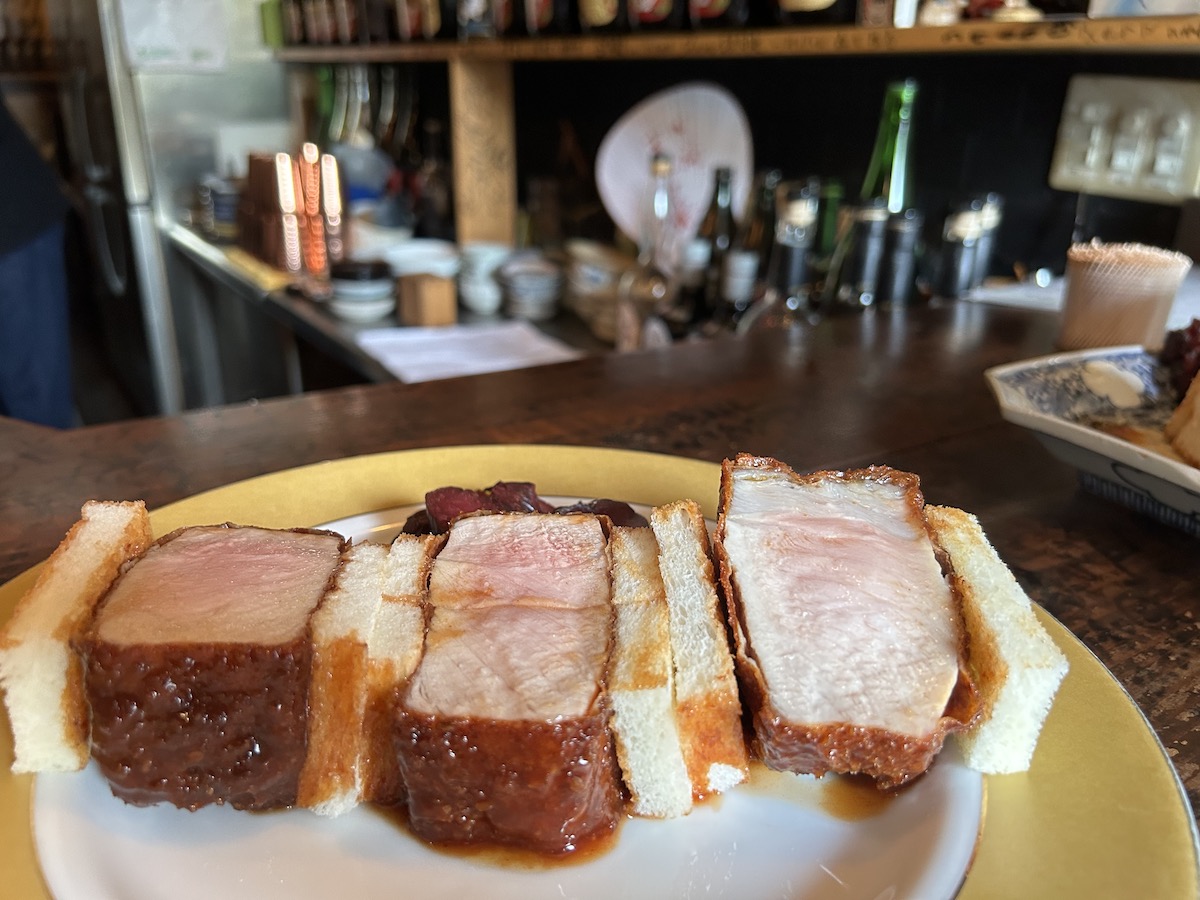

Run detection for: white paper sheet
[[118, 0, 229, 71], [355, 321, 585, 383]]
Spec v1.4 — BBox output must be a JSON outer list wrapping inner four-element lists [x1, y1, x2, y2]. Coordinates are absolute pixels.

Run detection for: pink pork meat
[[84, 524, 346, 810], [715, 455, 978, 788], [396, 512, 621, 854]]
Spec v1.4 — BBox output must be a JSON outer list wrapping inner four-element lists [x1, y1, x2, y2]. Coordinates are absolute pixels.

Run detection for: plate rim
[[2, 444, 1197, 899]]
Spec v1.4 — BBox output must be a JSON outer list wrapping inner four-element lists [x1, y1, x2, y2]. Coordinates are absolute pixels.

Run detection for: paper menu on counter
[[355, 321, 585, 384]]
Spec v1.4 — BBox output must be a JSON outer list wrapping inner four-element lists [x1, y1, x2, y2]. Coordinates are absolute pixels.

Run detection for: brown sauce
[[743, 761, 899, 822], [368, 802, 622, 870]]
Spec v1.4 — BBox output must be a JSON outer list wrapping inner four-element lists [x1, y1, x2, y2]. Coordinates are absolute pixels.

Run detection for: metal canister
[[876, 208, 924, 306], [835, 198, 890, 308], [970, 192, 1004, 288], [935, 198, 985, 299]]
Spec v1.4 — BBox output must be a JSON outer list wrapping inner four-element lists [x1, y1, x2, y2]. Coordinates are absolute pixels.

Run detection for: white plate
[[33, 503, 983, 900], [985, 344, 1200, 535], [595, 83, 754, 270]]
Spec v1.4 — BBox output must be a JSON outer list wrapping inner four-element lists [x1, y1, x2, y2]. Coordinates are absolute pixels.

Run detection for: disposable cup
[[1058, 242, 1191, 352]]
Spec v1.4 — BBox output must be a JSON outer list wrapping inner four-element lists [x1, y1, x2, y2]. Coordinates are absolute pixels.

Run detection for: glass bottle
[[579, 0, 632, 32], [860, 77, 918, 214], [524, 0, 577, 34], [771, 178, 821, 313], [696, 165, 735, 319], [458, 0, 501, 37], [773, 0, 856, 24], [400, 0, 458, 38], [415, 119, 455, 239], [630, 0, 685, 31], [734, 181, 820, 334], [820, 78, 919, 311], [616, 152, 679, 351], [735, 168, 783, 281], [690, 0, 749, 27]]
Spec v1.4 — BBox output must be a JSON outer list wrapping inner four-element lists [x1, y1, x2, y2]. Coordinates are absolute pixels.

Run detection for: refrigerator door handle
[[64, 68, 112, 184], [83, 183, 130, 297]]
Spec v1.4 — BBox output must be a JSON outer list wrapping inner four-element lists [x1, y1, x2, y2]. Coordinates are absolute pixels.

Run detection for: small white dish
[[985, 345, 1200, 535], [328, 296, 396, 323]]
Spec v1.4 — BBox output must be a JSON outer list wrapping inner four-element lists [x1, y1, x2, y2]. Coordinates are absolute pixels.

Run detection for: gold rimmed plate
[[1, 446, 1196, 898]]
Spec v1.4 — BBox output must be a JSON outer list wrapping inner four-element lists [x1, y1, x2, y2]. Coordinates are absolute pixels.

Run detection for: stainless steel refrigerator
[[52, 0, 293, 414]]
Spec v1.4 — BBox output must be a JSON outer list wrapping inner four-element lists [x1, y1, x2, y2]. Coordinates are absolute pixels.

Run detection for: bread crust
[[0, 500, 152, 773]]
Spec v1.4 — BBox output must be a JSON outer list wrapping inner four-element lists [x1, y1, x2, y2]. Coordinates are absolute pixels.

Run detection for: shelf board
[[276, 15, 1200, 63]]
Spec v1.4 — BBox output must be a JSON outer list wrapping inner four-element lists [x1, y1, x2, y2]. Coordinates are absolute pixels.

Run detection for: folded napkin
[[355, 321, 584, 383]]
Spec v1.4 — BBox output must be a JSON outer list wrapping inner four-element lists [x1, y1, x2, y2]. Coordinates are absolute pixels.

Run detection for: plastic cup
[[1058, 242, 1192, 352]]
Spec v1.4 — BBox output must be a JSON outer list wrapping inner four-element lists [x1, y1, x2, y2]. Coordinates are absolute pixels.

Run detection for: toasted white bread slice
[[607, 526, 692, 818], [1165, 374, 1200, 467], [926, 505, 1069, 774], [359, 533, 439, 806], [649, 501, 748, 798], [0, 500, 152, 772], [298, 540, 391, 816]]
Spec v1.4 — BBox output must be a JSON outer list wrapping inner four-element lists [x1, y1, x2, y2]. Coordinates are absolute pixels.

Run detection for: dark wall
[[512, 51, 1200, 277]]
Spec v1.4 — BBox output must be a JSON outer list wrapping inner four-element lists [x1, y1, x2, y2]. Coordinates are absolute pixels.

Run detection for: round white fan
[[595, 82, 754, 270]]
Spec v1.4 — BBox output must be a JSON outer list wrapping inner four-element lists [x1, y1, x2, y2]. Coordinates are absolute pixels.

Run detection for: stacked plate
[[498, 253, 564, 322], [327, 260, 397, 322]]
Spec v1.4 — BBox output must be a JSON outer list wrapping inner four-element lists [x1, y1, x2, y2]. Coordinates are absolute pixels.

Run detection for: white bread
[[926, 505, 1069, 774], [359, 533, 439, 805], [0, 500, 152, 773], [607, 526, 692, 818], [649, 501, 748, 798], [1165, 374, 1200, 467], [298, 540, 391, 816]]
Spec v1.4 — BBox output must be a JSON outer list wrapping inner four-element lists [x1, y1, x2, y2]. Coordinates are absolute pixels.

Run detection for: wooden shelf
[[276, 15, 1200, 63]]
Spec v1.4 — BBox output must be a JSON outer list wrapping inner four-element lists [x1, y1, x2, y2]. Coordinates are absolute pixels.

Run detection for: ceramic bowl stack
[[383, 239, 461, 280], [498, 253, 564, 322], [327, 260, 396, 322], [458, 242, 513, 315]]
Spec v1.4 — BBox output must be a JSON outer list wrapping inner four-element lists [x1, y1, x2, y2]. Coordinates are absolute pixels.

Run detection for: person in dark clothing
[[0, 96, 73, 428]]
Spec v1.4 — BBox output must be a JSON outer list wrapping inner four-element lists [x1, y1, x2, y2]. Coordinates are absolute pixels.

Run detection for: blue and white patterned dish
[[985, 345, 1200, 537]]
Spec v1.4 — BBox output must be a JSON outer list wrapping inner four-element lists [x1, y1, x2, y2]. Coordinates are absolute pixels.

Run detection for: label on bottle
[[634, 0, 673, 23], [782, 198, 818, 229], [580, 0, 618, 25], [777, 0, 837, 12], [690, 0, 731, 17]]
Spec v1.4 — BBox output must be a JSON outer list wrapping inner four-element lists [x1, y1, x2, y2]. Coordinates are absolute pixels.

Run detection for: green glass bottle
[[860, 77, 918, 214]]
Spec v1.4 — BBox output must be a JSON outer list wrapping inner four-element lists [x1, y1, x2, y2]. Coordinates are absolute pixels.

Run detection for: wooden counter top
[[1, 299, 1196, 822]]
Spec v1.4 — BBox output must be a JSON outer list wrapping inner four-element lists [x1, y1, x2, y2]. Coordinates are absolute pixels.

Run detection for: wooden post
[[448, 58, 517, 246]]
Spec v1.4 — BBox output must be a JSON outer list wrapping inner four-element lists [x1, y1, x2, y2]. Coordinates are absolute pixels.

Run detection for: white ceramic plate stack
[[327, 260, 397, 323], [458, 242, 513, 315], [499, 253, 564, 322]]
